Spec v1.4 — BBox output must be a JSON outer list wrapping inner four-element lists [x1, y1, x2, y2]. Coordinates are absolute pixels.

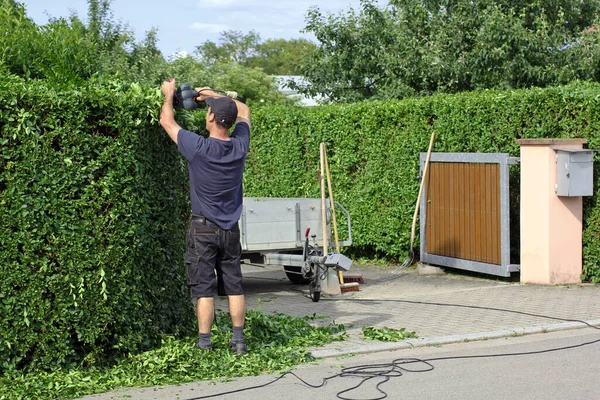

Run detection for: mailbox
[[555, 149, 594, 197]]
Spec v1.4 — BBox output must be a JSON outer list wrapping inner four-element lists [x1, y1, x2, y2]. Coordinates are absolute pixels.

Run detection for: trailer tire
[[310, 290, 320, 302], [284, 266, 311, 284]]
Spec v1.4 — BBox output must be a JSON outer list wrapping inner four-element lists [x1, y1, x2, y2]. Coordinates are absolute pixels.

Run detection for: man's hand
[[162, 78, 176, 98], [194, 86, 215, 102], [160, 78, 181, 144], [194, 85, 251, 127]]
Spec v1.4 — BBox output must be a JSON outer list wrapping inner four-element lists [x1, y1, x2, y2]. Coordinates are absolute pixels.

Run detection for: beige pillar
[[517, 138, 587, 284]]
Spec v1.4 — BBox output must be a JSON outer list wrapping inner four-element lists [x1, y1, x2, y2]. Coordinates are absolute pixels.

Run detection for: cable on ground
[[184, 297, 600, 400]]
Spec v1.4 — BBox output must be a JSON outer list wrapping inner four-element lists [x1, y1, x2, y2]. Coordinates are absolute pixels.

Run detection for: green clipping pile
[[362, 326, 418, 342], [0, 310, 345, 400]]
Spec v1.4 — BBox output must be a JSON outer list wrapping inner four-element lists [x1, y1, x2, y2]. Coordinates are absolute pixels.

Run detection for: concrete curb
[[310, 319, 600, 359]]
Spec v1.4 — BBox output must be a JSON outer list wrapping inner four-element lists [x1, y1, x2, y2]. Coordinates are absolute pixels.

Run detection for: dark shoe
[[228, 340, 247, 355], [196, 340, 212, 351]]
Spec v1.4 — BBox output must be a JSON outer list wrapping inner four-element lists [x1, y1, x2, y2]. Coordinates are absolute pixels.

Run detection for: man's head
[[205, 97, 238, 130]]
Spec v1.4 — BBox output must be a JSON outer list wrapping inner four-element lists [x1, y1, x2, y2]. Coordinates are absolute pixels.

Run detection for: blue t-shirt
[[177, 122, 250, 229]]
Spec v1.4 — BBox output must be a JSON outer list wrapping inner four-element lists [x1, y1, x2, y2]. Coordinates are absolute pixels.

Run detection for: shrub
[[0, 75, 192, 372], [3, 77, 600, 375], [245, 82, 600, 280]]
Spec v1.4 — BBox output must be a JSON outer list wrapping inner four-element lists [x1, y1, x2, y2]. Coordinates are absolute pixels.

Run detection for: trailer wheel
[[284, 266, 311, 284], [309, 265, 322, 302], [309, 279, 320, 302], [310, 290, 320, 302]]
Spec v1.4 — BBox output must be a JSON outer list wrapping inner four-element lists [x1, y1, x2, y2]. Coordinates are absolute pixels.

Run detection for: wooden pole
[[323, 144, 345, 284], [319, 142, 329, 254], [323, 145, 340, 253], [410, 131, 435, 250]]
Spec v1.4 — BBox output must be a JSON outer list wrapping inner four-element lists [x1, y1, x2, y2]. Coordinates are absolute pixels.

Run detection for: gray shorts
[[184, 216, 243, 299]]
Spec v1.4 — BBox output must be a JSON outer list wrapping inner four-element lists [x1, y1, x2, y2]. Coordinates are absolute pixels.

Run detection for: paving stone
[[234, 264, 600, 356]]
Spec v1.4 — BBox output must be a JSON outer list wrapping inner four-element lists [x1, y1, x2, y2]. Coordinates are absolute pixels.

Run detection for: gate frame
[[419, 152, 520, 277]]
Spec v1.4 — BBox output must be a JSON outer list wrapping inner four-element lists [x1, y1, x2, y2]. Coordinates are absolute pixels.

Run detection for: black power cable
[[184, 297, 600, 400], [323, 297, 600, 329]]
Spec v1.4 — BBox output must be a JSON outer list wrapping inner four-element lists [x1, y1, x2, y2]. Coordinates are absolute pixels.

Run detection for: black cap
[[205, 97, 238, 129]]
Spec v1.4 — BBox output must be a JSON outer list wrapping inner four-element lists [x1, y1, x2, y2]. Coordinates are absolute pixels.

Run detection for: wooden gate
[[419, 153, 520, 277]]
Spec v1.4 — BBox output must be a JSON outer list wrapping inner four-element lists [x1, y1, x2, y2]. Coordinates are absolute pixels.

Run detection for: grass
[[0, 310, 346, 400]]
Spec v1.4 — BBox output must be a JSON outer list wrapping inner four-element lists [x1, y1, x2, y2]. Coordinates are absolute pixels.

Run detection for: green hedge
[[244, 82, 600, 282], [0, 76, 192, 373], [3, 78, 600, 374]]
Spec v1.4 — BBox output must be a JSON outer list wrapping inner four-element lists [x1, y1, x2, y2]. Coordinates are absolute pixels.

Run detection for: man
[[159, 78, 251, 354]]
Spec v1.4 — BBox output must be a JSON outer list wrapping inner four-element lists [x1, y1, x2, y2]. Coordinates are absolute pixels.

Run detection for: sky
[[21, 0, 382, 58]]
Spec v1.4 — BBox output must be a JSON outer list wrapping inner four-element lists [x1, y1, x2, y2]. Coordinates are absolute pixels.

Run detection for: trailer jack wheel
[[309, 264, 322, 302], [309, 281, 320, 302]]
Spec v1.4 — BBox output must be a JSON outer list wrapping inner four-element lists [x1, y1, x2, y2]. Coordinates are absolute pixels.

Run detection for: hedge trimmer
[[172, 83, 242, 110]]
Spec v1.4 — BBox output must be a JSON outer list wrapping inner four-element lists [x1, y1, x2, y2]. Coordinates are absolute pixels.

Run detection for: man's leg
[[228, 294, 246, 354], [228, 295, 246, 327], [221, 226, 246, 353], [197, 296, 215, 334], [185, 218, 219, 349]]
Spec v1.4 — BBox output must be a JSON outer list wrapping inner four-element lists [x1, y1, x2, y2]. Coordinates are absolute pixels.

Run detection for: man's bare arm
[[196, 87, 251, 128], [160, 79, 183, 144]]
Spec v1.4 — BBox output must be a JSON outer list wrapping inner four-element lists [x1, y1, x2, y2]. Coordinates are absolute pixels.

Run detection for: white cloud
[[196, 0, 236, 8], [169, 50, 191, 61], [196, 0, 362, 12], [189, 22, 231, 33]]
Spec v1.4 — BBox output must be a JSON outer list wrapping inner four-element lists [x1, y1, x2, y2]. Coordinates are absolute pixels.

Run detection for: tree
[[0, 1, 288, 104], [196, 30, 316, 75], [1, 0, 23, 14], [152, 55, 291, 106], [196, 30, 261, 64], [247, 38, 316, 75], [293, 0, 600, 102], [0, 0, 141, 83], [0, 0, 97, 82], [86, 0, 127, 47]]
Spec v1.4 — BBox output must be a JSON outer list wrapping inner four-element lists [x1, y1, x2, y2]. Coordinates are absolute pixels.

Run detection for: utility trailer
[[240, 197, 353, 301]]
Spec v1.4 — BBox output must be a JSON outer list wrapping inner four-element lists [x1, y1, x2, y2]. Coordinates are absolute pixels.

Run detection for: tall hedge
[[0, 76, 192, 372], [3, 78, 600, 374], [245, 82, 600, 282]]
